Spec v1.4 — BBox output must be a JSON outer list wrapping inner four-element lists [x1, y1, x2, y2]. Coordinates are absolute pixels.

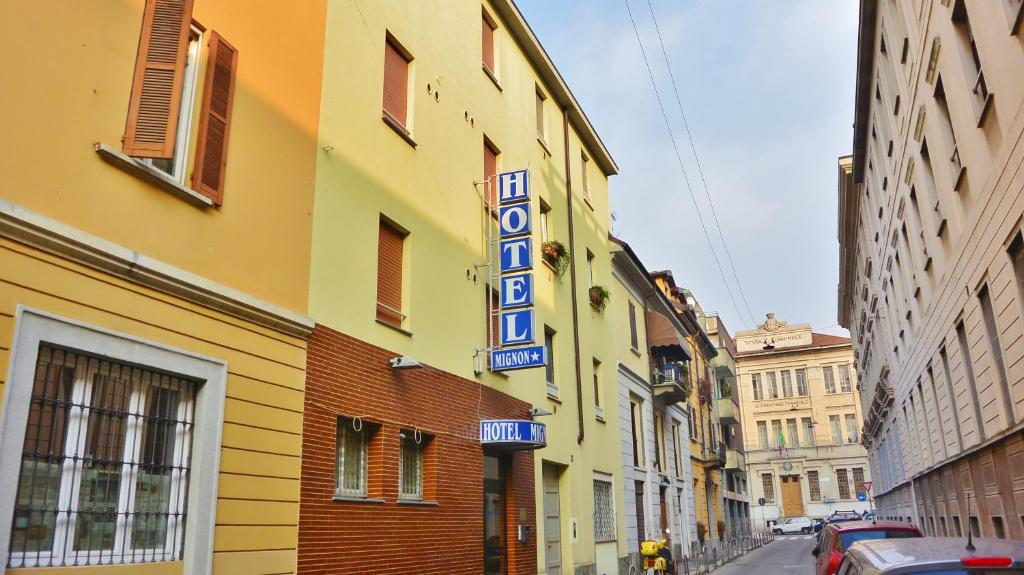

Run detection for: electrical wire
[[644, 0, 758, 329], [622, 0, 749, 328]]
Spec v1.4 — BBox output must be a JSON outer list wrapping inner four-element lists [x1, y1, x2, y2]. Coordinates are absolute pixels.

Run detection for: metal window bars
[[7, 345, 195, 568]]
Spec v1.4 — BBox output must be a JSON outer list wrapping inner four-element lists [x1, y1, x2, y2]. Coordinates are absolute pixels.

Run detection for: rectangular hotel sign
[[480, 418, 546, 449], [490, 345, 546, 371]]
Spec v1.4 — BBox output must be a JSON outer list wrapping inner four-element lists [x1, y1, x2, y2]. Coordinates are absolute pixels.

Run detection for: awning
[[646, 310, 692, 360]]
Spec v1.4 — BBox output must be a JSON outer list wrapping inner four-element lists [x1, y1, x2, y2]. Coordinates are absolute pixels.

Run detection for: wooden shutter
[[123, 0, 195, 158], [376, 219, 405, 326], [192, 31, 238, 205], [483, 140, 498, 206], [481, 15, 495, 72], [382, 39, 409, 127]]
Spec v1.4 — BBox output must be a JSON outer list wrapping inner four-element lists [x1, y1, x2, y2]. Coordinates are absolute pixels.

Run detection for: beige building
[[735, 315, 871, 528], [838, 0, 1024, 540]]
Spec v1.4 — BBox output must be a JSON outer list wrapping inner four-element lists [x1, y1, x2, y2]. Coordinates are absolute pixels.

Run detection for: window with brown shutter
[[483, 138, 499, 207], [482, 11, 496, 74], [192, 31, 237, 204], [383, 35, 411, 129], [123, 0, 196, 159], [377, 218, 406, 327], [535, 87, 546, 140]]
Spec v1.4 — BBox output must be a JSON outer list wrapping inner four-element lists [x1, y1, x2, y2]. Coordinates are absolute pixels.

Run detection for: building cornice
[[0, 199, 314, 339], [852, 0, 879, 184]]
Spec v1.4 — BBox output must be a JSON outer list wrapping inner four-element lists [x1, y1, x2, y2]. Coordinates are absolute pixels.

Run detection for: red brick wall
[[298, 324, 537, 575]]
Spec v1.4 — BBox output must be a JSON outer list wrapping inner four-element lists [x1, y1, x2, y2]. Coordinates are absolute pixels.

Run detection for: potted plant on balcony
[[541, 240, 569, 278], [588, 285, 610, 311], [720, 381, 732, 399]]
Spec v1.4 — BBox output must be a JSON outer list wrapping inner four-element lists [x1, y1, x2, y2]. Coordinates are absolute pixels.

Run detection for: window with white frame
[[757, 421, 769, 450], [795, 368, 808, 396], [593, 478, 616, 542], [8, 346, 195, 568], [838, 364, 853, 392], [140, 28, 202, 183], [751, 373, 762, 400], [767, 372, 778, 398], [336, 417, 369, 498], [823, 365, 837, 394], [399, 430, 425, 500]]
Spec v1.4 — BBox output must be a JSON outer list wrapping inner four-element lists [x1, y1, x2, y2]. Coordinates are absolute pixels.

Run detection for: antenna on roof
[[965, 491, 975, 551]]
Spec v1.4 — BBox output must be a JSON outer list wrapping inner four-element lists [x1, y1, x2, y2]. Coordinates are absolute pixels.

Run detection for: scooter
[[639, 537, 675, 575]]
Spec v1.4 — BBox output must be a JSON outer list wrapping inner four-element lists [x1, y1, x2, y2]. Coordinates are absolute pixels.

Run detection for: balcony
[[717, 396, 739, 425], [653, 363, 690, 405], [702, 442, 726, 468], [726, 448, 745, 471]]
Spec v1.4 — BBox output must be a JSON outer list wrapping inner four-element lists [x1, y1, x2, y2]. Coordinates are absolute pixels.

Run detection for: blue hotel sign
[[480, 419, 547, 450], [491, 169, 547, 372]]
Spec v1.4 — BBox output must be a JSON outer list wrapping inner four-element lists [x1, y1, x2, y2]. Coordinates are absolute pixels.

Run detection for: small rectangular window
[[628, 301, 639, 350], [823, 365, 836, 394], [837, 468, 851, 499], [593, 479, 616, 542], [752, 373, 762, 400], [838, 364, 853, 392], [383, 35, 412, 129], [481, 10, 496, 75], [535, 87, 547, 141], [830, 415, 843, 445], [771, 420, 783, 449], [337, 417, 370, 498], [846, 414, 859, 444], [852, 467, 866, 494], [376, 218, 407, 328], [593, 358, 603, 417], [586, 249, 595, 288], [399, 430, 426, 500], [767, 372, 778, 399], [483, 137, 500, 206], [781, 370, 793, 397], [803, 417, 815, 446], [630, 397, 644, 467], [539, 199, 551, 243], [545, 326, 556, 396], [581, 151, 591, 201], [672, 422, 683, 476], [808, 470, 821, 501], [787, 418, 800, 448], [761, 473, 775, 503]]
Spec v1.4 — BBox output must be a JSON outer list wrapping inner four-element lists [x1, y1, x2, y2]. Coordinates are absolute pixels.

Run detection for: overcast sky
[[517, 0, 859, 336]]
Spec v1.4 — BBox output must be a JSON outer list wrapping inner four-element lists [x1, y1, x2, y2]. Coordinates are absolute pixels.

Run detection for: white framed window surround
[[0, 307, 227, 574]]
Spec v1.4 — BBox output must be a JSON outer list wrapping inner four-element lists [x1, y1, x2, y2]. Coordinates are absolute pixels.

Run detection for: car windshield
[[839, 529, 919, 548]]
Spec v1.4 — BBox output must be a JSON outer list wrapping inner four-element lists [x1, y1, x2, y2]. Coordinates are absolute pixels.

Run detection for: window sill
[[94, 143, 213, 208], [537, 135, 552, 158], [630, 346, 642, 358], [546, 387, 561, 402], [398, 499, 439, 507], [376, 318, 413, 337], [483, 65, 502, 92], [382, 113, 418, 148], [333, 495, 386, 504]]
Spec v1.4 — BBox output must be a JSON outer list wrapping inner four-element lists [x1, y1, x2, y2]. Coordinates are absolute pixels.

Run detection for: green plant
[[696, 521, 707, 542], [541, 240, 569, 278], [720, 381, 732, 399], [588, 285, 610, 311]]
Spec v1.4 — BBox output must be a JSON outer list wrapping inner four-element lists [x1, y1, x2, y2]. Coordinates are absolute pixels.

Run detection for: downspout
[[563, 107, 585, 445]]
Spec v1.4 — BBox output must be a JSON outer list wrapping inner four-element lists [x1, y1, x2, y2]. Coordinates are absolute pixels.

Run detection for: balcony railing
[[653, 363, 690, 405]]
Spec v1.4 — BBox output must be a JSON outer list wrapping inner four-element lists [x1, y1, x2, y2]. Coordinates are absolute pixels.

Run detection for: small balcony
[[717, 396, 739, 425], [726, 448, 745, 471], [702, 442, 726, 468], [653, 363, 690, 405]]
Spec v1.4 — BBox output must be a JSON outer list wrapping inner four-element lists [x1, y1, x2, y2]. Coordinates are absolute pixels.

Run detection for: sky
[[516, 0, 860, 336]]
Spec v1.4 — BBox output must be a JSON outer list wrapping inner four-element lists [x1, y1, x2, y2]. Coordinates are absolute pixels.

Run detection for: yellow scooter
[[640, 538, 675, 575]]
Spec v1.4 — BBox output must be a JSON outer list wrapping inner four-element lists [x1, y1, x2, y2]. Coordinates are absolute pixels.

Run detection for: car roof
[[829, 520, 920, 533], [848, 537, 1024, 570]]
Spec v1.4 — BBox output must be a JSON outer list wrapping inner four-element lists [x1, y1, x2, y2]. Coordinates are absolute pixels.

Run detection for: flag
[[778, 429, 786, 456]]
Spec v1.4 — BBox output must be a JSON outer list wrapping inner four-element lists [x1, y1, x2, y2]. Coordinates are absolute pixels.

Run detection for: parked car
[[773, 516, 814, 534], [812, 521, 922, 575], [815, 518, 827, 533], [835, 537, 1024, 574], [815, 511, 865, 538]]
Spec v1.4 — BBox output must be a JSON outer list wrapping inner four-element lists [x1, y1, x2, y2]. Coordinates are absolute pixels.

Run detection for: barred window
[[761, 473, 775, 503], [336, 417, 369, 498], [808, 470, 821, 501], [852, 467, 866, 495], [593, 479, 615, 542], [837, 469, 851, 499], [399, 431, 425, 500], [8, 346, 194, 568]]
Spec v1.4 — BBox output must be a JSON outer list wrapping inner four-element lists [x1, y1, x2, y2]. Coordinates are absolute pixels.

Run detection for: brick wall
[[298, 323, 537, 574]]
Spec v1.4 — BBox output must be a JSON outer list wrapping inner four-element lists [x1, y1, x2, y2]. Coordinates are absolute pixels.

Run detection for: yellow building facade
[[0, 0, 326, 573]]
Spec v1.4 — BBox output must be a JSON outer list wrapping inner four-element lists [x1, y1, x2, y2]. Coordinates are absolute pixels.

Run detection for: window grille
[[808, 471, 821, 501], [837, 469, 851, 499], [8, 346, 194, 568], [761, 474, 775, 503], [593, 480, 615, 542], [399, 432, 423, 500], [336, 417, 368, 498], [852, 468, 866, 494]]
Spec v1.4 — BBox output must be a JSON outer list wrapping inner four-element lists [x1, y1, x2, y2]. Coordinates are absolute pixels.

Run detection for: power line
[[622, 0, 749, 329], [644, 0, 758, 329]]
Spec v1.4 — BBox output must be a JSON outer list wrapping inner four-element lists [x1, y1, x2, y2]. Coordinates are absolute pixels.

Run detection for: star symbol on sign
[[531, 351, 540, 361]]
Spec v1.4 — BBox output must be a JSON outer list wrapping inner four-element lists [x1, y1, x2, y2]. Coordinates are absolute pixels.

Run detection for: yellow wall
[[307, 1, 618, 570], [0, 239, 307, 574], [0, 0, 326, 313]]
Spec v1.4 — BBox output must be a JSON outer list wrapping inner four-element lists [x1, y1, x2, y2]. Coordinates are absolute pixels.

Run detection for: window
[[993, 516, 1006, 539], [956, 319, 985, 441], [767, 372, 778, 398], [593, 359, 603, 418], [757, 421, 769, 449], [628, 301, 639, 351], [852, 468, 866, 495], [934, 76, 964, 188], [481, 10, 496, 76], [823, 366, 836, 394], [845, 414, 859, 444], [593, 479, 616, 542], [7, 346, 195, 568], [951, 0, 991, 124], [781, 370, 793, 397], [838, 364, 853, 392], [483, 138, 500, 206], [399, 430, 426, 500], [140, 29, 201, 184], [808, 470, 821, 501], [539, 199, 551, 243], [581, 151, 591, 201], [382, 34, 412, 130], [830, 415, 843, 445], [752, 373, 763, 400], [535, 86, 547, 141], [795, 368, 807, 396], [654, 412, 665, 473], [803, 417, 815, 446], [979, 285, 1015, 425], [630, 397, 645, 467], [837, 469, 851, 499], [376, 218, 407, 328], [672, 423, 683, 476], [586, 249, 595, 287], [787, 418, 800, 448], [761, 474, 775, 503], [545, 327, 556, 396], [771, 420, 783, 449], [337, 417, 370, 498]]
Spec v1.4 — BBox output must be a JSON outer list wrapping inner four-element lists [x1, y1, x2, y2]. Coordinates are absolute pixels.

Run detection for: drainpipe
[[563, 107, 585, 445]]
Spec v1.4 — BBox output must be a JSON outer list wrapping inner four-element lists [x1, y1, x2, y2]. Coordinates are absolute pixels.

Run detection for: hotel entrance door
[[484, 455, 507, 575]]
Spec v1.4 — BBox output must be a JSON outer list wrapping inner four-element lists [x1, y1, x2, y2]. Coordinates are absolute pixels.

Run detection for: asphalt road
[[711, 534, 818, 575]]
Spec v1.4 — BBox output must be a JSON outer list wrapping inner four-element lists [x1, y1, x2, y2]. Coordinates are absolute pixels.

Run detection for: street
[[711, 535, 818, 575]]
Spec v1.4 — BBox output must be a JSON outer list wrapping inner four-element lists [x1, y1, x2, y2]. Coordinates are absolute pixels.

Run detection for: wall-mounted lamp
[[388, 356, 422, 369]]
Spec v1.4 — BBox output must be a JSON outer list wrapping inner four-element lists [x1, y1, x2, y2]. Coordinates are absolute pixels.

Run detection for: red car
[[812, 520, 922, 575]]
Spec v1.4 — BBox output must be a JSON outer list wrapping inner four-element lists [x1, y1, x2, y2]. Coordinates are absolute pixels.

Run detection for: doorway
[[484, 455, 507, 575], [780, 474, 804, 517], [543, 464, 563, 575]]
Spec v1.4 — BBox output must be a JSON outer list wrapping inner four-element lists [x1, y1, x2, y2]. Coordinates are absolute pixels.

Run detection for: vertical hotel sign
[[491, 170, 546, 371]]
